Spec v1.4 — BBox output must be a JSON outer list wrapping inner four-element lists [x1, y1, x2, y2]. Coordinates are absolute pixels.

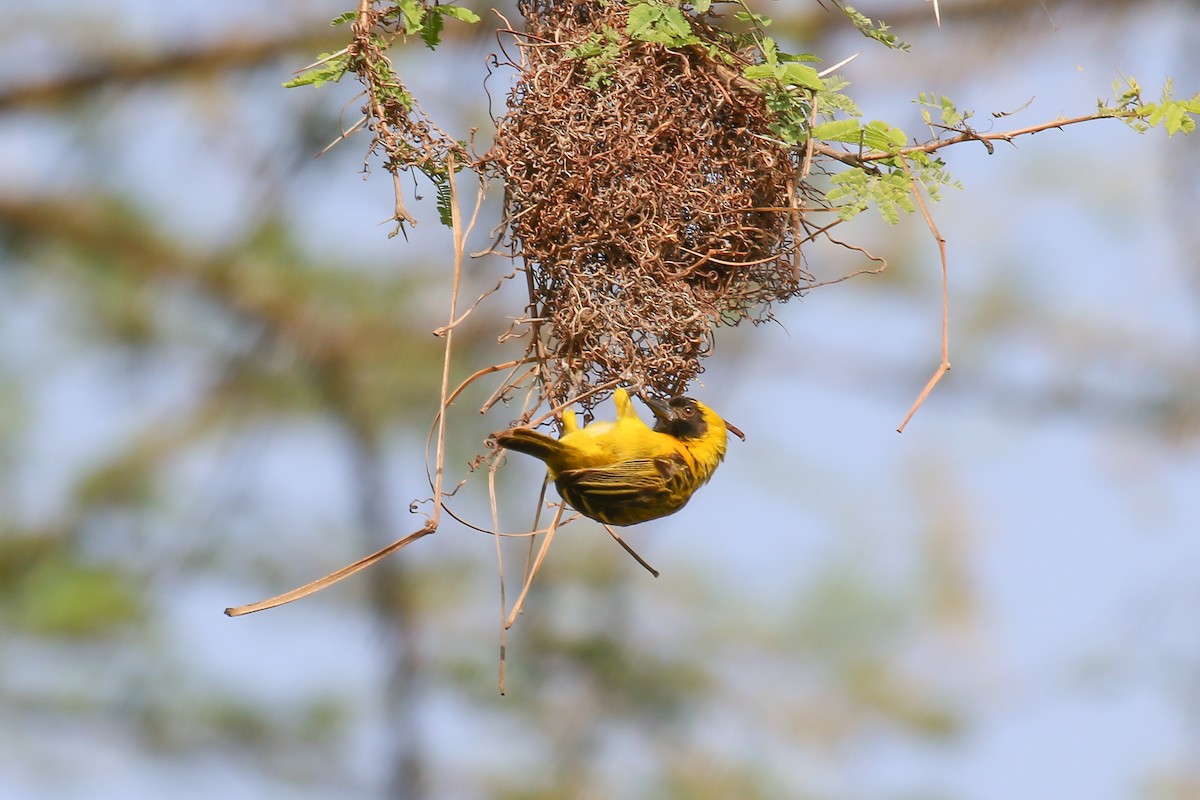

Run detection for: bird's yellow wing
[[555, 454, 696, 526]]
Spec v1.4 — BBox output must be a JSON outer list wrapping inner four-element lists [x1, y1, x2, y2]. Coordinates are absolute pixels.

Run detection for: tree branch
[[0, 31, 346, 111], [813, 112, 1126, 168]]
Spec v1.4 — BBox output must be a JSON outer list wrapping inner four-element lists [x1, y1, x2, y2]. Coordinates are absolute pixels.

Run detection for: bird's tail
[[493, 427, 566, 471], [613, 387, 636, 420]]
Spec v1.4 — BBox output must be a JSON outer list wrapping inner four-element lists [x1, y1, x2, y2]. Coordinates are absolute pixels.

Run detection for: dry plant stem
[[434, 279, 505, 334], [429, 150, 467, 511], [896, 156, 951, 433], [789, 100, 821, 281], [603, 525, 660, 578], [504, 503, 565, 630], [421, 174, 496, 495], [434, 189, 500, 335], [496, 466, 549, 694], [488, 460, 508, 694], [481, 365, 537, 415], [224, 525, 436, 616], [520, 476, 551, 594], [436, 498, 563, 538], [317, 114, 368, 159], [389, 173, 414, 227], [447, 359, 535, 408], [423, 361, 534, 497], [807, 233, 888, 289], [225, 156, 472, 616], [799, 216, 848, 248]]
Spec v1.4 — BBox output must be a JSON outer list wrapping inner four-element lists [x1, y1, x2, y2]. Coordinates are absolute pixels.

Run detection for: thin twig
[[603, 525, 660, 578], [225, 156, 474, 616], [224, 524, 435, 616], [520, 476, 551, 594], [315, 115, 368, 159], [433, 178, 494, 334], [504, 502, 565, 629], [896, 156, 951, 433], [445, 358, 535, 408], [421, 172, 494, 496], [813, 112, 1128, 168], [437, 498, 564, 538], [481, 365, 538, 415], [489, 456, 508, 694], [807, 230, 889, 288], [428, 151, 466, 513]]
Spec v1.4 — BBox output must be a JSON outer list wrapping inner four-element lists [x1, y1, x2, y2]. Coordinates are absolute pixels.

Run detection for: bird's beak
[[641, 395, 675, 424]]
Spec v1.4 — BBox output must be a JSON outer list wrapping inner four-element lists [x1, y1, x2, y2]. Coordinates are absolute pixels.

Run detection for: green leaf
[[567, 31, 605, 59], [742, 64, 773, 81], [825, 154, 958, 225], [628, 4, 665, 38], [628, 3, 699, 47], [733, 9, 772, 26], [1156, 81, 1200, 136], [656, 7, 695, 41], [812, 119, 863, 142], [420, 10, 445, 49], [863, 119, 908, 149], [812, 119, 906, 151], [417, 1, 486, 52], [759, 36, 778, 68], [397, 0, 426, 33], [915, 93, 969, 130], [283, 51, 350, 89], [435, 177, 453, 227], [832, 2, 909, 51], [1103, 76, 1199, 136], [779, 51, 824, 64], [566, 27, 623, 88], [818, 78, 862, 118], [1152, 99, 1197, 136], [777, 63, 825, 90], [438, 5, 481, 24], [744, 45, 824, 91], [828, 168, 916, 224]]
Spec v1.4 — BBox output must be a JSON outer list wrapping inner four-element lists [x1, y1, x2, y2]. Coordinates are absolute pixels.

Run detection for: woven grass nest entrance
[[486, 0, 810, 413]]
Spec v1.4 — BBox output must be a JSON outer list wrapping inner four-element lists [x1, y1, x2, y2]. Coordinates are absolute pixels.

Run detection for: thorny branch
[[813, 111, 1131, 168]]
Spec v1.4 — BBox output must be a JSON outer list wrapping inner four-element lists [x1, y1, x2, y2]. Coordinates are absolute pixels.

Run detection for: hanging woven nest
[[485, 0, 808, 411]]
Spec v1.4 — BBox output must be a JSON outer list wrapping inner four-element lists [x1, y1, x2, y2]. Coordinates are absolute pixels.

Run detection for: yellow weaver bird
[[492, 388, 743, 526]]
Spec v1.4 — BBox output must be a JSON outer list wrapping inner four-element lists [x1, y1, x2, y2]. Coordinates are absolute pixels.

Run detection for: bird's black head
[[644, 396, 709, 440]]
